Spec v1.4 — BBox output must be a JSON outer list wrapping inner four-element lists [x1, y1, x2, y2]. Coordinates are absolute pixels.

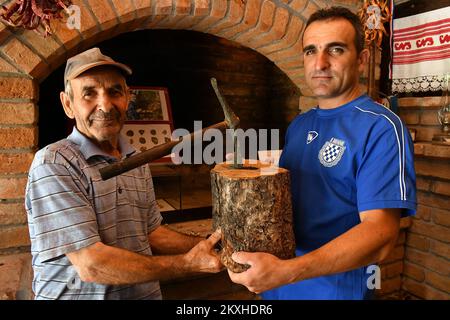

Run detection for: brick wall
[[376, 219, 410, 299], [399, 97, 443, 142], [398, 97, 450, 300], [0, 76, 37, 299], [392, 0, 450, 298], [0, 0, 374, 299], [403, 148, 450, 299]]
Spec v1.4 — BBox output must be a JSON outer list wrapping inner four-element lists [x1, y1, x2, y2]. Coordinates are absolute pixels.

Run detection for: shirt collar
[[67, 126, 136, 160], [314, 94, 371, 117]]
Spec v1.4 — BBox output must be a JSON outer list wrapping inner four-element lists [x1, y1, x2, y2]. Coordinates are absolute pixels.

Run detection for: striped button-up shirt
[[25, 127, 163, 299]]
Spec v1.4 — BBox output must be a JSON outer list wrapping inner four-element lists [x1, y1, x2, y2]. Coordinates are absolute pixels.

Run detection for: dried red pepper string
[[1, 0, 244, 36], [0, 0, 72, 36]]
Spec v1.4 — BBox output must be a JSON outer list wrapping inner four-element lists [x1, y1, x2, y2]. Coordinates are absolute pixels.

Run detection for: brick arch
[[0, 0, 360, 197], [0, 0, 361, 156], [0, 0, 360, 214], [0, 0, 368, 298], [0, 0, 359, 93]]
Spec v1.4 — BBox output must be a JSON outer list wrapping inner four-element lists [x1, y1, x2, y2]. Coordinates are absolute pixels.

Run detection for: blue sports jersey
[[262, 94, 417, 300]]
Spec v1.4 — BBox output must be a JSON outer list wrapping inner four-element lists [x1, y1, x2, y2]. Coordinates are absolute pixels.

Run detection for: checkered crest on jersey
[[318, 138, 346, 167]]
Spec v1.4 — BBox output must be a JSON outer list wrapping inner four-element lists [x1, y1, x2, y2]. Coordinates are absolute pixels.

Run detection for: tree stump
[[211, 160, 296, 273]]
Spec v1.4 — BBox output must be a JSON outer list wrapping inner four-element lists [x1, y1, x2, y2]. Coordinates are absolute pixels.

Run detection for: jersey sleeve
[[356, 118, 417, 216], [26, 163, 101, 263]]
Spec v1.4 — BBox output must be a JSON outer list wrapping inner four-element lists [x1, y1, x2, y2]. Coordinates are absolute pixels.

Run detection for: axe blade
[[210, 78, 243, 168], [211, 78, 240, 129]]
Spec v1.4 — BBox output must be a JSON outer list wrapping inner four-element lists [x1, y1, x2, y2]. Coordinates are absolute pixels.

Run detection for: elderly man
[[25, 48, 222, 300], [228, 7, 417, 299]]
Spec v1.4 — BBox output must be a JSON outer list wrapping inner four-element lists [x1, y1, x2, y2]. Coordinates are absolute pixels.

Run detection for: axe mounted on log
[[99, 78, 240, 180]]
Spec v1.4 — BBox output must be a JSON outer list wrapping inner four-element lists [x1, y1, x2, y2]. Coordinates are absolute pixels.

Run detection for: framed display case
[[121, 86, 174, 163]]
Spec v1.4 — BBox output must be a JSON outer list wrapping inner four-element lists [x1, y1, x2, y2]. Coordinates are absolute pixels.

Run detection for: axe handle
[[99, 121, 229, 180]]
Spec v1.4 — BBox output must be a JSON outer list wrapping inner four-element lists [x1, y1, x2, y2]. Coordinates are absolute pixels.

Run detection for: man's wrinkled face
[[62, 67, 129, 145], [302, 19, 366, 103]]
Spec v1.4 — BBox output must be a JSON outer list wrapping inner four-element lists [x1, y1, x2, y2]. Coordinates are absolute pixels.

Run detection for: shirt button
[[118, 187, 122, 194]]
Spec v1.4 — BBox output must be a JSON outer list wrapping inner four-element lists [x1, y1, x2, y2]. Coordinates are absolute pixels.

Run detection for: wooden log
[[211, 160, 296, 273]]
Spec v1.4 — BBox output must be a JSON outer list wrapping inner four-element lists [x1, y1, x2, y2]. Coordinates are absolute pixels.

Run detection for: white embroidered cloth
[[392, 6, 450, 93]]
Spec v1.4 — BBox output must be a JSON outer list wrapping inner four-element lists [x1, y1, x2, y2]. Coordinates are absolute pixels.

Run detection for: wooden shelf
[[161, 206, 212, 224], [150, 165, 179, 177], [398, 97, 442, 108], [414, 142, 450, 159], [166, 218, 212, 237]]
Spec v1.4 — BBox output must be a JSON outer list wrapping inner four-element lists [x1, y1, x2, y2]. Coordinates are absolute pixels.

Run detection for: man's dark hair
[[305, 6, 365, 53]]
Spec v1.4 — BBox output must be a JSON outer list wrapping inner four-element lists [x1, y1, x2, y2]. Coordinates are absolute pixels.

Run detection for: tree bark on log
[[211, 160, 296, 273]]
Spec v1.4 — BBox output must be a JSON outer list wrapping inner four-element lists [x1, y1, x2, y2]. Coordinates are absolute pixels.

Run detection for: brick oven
[[0, 0, 448, 300]]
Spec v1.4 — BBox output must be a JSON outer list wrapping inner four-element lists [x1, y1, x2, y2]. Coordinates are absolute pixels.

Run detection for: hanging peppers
[[358, 0, 391, 50], [0, 0, 72, 36]]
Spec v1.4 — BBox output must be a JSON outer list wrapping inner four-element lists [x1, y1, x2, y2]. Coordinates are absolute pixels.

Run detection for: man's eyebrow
[[325, 42, 348, 49], [109, 84, 126, 91], [81, 84, 125, 92], [303, 44, 316, 52], [81, 85, 96, 92], [303, 42, 349, 53]]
